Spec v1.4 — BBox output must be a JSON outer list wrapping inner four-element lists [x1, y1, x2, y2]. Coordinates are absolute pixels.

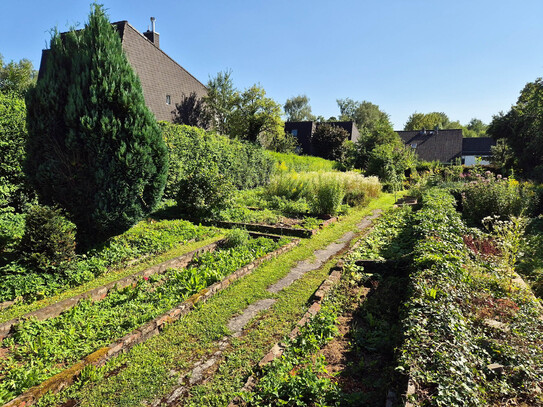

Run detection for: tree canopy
[[284, 94, 315, 121], [0, 54, 37, 95], [403, 112, 455, 131], [336, 98, 400, 169], [204, 71, 285, 149], [311, 124, 350, 162], [487, 78, 543, 180]]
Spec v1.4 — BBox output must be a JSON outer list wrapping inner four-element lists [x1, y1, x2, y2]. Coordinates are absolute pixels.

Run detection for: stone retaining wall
[[3, 239, 300, 407], [203, 217, 338, 238]]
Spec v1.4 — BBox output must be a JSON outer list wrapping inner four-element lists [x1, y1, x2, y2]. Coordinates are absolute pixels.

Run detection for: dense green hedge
[[161, 123, 274, 200], [0, 90, 32, 212]]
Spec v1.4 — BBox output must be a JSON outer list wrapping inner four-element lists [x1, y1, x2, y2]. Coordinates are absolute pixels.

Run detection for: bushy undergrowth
[[0, 236, 289, 403], [0, 219, 216, 303], [18, 205, 76, 274], [461, 172, 536, 226], [243, 306, 341, 406], [0, 210, 25, 254], [346, 206, 413, 261], [399, 187, 543, 406]]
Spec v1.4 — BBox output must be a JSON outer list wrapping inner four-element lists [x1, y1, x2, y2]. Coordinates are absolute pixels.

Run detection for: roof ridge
[[118, 21, 207, 91]]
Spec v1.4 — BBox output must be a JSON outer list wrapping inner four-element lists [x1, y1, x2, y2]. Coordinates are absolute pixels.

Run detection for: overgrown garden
[[1, 3, 543, 407]]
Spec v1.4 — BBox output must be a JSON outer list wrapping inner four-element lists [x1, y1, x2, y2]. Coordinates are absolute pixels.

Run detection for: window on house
[[166, 95, 171, 105], [291, 129, 298, 137], [410, 143, 417, 149]]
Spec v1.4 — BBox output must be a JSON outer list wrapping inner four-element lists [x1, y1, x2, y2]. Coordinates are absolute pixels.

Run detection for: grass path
[[36, 194, 397, 407]]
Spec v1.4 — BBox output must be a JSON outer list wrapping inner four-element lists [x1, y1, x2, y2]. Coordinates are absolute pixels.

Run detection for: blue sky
[[2, 0, 543, 129]]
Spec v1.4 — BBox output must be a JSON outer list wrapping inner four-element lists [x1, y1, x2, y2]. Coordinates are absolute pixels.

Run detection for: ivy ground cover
[[399, 188, 543, 406], [0, 235, 288, 404]]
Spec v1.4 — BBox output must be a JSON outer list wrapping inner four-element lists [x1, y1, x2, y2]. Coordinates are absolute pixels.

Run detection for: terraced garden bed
[[0, 219, 219, 309], [0, 234, 294, 406], [21, 198, 394, 407]]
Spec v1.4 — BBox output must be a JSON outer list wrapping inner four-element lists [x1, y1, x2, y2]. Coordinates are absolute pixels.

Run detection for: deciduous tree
[[311, 124, 350, 162], [284, 94, 315, 121], [487, 78, 543, 179], [172, 92, 209, 129], [0, 54, 37, 95]]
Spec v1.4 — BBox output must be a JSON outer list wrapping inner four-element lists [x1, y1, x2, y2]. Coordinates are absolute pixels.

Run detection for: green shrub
[[462, 173, 535, 226], [0, 218, 215, 302], [25, 5, 168, 247], [176, 164, 234, 218], [311, 123, 350, 162], [223, 228, 250, 248], [18, 205, 76, 273], [0, 209, 25, 253]]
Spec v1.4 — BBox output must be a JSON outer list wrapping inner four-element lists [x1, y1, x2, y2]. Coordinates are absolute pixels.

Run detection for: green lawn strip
[[0, 235, 224, 324], [37, 194, 396, 407], [185, 261, 337, 407]]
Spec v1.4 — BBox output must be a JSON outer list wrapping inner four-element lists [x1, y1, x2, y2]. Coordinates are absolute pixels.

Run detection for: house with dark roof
[[285, 121, 360, 155], [397, 129, 495, 165], [38, 18, 207, 122], [462, 137, 496, 165], [397, 129, 463, 163]]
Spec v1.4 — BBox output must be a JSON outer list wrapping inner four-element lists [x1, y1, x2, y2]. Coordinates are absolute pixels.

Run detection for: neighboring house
[[38, 18, 207, 122], [284, 121, 360, 155], [397, 129, 463, 163], [462, 137, 496, 165], [397, 129, 495, 165]]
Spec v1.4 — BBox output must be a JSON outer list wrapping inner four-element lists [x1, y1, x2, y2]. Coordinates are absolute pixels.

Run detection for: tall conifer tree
[[26, 4, 168, 246]]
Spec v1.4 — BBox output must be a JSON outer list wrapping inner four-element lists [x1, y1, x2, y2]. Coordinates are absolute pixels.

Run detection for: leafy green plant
[[18, 205, 76, 273], [0, 236, 289, 403], [0, 219, 216, 302], [243, 306, 340, 406], [483, 215, 527, 273], [222, 228, 250, 248], [0, 90, 33, 212], [0, 210, 25, 253], [462, 173, 535, 226], [176, 163, 234, 218], [399, 187, 543, 406]]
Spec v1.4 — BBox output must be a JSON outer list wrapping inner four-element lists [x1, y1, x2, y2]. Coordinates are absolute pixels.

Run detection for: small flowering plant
[[461, 171, 534, 226], [482, 215, 527, 273]]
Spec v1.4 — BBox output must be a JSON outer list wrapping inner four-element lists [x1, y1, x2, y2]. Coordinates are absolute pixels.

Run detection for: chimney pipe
[[143, 17, 160, 48]]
